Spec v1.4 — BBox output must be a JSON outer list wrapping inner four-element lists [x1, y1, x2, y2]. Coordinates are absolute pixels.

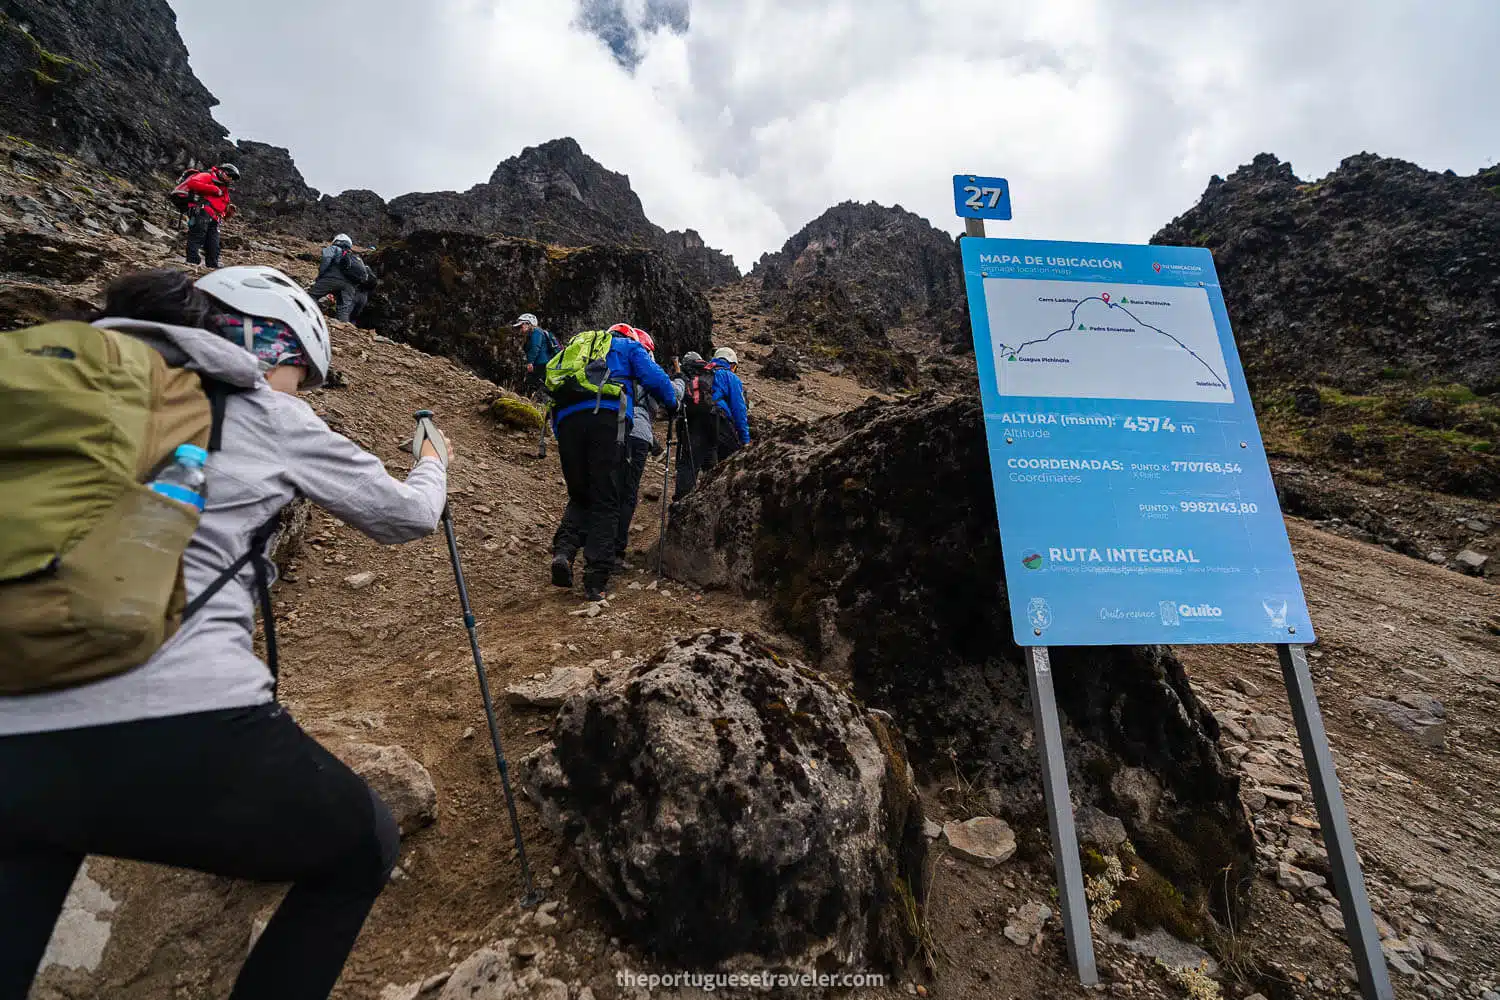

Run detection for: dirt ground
[[6, 144, 1499, 1000]]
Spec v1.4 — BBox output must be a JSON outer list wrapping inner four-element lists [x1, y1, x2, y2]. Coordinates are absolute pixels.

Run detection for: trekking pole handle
[[411, 410, 450, 467]]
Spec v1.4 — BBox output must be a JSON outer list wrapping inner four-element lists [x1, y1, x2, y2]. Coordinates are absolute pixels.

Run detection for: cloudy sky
[[171, 0, 1498, 269]]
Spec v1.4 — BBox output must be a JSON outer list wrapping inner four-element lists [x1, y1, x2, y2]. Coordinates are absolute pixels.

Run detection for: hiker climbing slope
[[0, 266, 450, 1000], [514, 313, 558, 397], [546, 322, 676, 601], [671, 350, 720, 501], [709, 346, 751, 458], [307, 234, 373, 323], [614, 326, 664, 565], [172, 163, 239, 268]]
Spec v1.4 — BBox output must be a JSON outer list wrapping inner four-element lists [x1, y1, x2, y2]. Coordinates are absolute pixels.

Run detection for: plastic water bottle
[[149, 444, 209, 512]]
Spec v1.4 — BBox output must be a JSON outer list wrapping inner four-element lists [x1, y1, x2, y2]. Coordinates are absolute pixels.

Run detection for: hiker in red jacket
[[179, 163, 240, 268]]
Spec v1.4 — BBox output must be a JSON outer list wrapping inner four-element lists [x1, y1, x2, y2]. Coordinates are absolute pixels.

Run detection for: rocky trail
[[4, 84, 1500, 1000]]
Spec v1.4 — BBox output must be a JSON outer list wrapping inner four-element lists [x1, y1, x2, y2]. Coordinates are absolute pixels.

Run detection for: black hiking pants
[[673, 414, 719, 501], [552, 409, 624, 591], [0, 704, 399, 1000], [185, 209, 221, 268], [307, 275, 360, 323], [615, 435, 651, 560]]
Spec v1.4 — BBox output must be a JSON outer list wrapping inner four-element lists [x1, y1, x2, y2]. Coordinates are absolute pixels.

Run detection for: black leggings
[[0, 704, 399, 1000]]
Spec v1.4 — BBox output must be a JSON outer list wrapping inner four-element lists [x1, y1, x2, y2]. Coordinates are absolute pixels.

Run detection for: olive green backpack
[[0, 321, 242, 694]]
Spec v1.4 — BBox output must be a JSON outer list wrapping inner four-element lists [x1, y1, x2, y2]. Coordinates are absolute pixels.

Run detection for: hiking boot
[[550, 554, 573, 588], [584, 585, 607, 603]]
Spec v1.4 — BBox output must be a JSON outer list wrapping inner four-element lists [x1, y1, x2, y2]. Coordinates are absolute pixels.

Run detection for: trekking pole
[[535, 402, 550, 460], [414, 410, 540, 906], [656, 416, 675, 579]]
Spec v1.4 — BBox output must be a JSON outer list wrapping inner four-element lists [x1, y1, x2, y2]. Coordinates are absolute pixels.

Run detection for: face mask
[[208, 311, 309, 375]]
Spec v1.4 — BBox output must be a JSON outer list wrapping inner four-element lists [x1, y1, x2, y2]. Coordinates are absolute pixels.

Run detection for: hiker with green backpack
[[544, 321, 677, 601], [0, 266, 451, 1000]]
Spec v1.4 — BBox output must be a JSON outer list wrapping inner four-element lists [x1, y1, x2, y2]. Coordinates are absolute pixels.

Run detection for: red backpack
[[680, 358, 718, 419]]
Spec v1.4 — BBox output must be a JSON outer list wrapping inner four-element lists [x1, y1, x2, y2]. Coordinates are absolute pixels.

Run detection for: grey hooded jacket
[[0, 319, 447, 735]]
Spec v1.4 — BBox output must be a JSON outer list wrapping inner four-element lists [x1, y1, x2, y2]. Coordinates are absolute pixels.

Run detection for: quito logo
[[1152, 261, 1163, 273], [1021, 551, 1044, 570]]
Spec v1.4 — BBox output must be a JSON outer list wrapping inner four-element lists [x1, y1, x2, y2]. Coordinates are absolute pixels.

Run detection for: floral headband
[[208, 311, 308, 373]]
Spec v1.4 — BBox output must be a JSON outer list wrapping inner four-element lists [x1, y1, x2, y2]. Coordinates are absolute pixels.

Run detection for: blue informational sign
[[962, 237, 1314, 646], [953, 174, 1012, 220]]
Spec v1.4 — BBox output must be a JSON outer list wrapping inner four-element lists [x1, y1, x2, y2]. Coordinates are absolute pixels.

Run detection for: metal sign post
[[954, 176, 1391, 998], [958, 188, 1097, 985]]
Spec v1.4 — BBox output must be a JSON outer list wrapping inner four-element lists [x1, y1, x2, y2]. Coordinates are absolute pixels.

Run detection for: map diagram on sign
[[984, 277, 1235, 404]]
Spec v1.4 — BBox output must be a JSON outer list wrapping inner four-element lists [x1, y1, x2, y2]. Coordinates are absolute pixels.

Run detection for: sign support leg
[[1275, 644, 1393, 1000], [1026, 645, 1098, 985]]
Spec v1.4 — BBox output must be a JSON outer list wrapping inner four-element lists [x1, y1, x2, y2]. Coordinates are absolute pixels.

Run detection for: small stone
[[378, 983, 420, 1000], [1244, 789, 1268, 812], [1455, 549, 1489, 574], [533, 910, 558, 928], [419, 970, 452, 992], [1230, 676, 1263, 698], [1319, 904, 1345, 932], [506, 667, 594, 709], [1246, 714, 1286, 739], [1277, 862, 1325, 892], [140, 220, 171, 241], [532, 981, 568, 1000], [345, 571, 377, 590], [343, 744, 437, 835], [922, 818, 942, 839], [1262, 787, 1304, 805], [1004, 902, 1051, 945], [461, 727, 474, 740], [569, 604, 602, 618], [1074, 806, 1128, 850], [943, 817, 1017, 866], [513, 937, 545, 960], [551, 866, 562, 877], [1421, 938, 1456, 963], [1244, 994, 1268, 1000]]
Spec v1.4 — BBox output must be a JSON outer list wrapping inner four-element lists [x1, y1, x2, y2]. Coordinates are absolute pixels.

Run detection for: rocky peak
[[744, 200, 968, 385], [1154, 152, 1500, 393], [0, 0, 230, 177]]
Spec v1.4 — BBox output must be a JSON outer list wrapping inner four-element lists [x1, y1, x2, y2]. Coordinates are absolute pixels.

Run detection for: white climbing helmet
[[713, 346, 738, 365], [332, 233, 353, 249], [196, 266, 332, 389]]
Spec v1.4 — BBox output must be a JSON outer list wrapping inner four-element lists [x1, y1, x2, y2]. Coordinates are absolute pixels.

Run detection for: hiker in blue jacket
[[514, 313, 556, 396], [549, 324, 677, 601], [709, 347, 751, 456]]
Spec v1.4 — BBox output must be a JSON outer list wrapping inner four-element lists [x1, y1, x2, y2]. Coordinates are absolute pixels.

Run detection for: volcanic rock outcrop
[[521, 631, 926, 971], [749, 201, 968, 384], [1154, 153, 1499, 500], [662, 394, 1254, 924], [362, 231, 713, 390], [0, 0, 227, 178]]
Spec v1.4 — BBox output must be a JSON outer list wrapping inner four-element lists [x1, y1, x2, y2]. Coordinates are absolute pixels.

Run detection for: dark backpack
[[679, 359, 718, 419], [165, 169, 200, 213], [541, 329, 560, 357]]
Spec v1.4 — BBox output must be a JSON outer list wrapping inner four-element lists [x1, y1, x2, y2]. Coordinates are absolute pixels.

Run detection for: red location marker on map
[[1101, 293, 1111, 304]]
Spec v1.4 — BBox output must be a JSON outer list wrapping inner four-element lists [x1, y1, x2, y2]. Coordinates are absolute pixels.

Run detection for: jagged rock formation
[[258, 139, 741, 289], [1155, 152, 1500, 392], [1155, 153, 1499, 500], [748, 201, 968, 383], [0, 0, 228, 177], [522, 631, 926, 971], [362, 231, 714, 390], [663, 394, 1255, 925]]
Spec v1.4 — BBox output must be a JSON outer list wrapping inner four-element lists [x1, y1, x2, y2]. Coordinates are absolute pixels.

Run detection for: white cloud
[[170, 0, 1500, 269]]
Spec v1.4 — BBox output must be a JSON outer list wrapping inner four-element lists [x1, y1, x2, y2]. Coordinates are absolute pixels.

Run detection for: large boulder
[[662, 393, 1254, 925], [521, 630, 926, 972], [362, 231, 713, 391]]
